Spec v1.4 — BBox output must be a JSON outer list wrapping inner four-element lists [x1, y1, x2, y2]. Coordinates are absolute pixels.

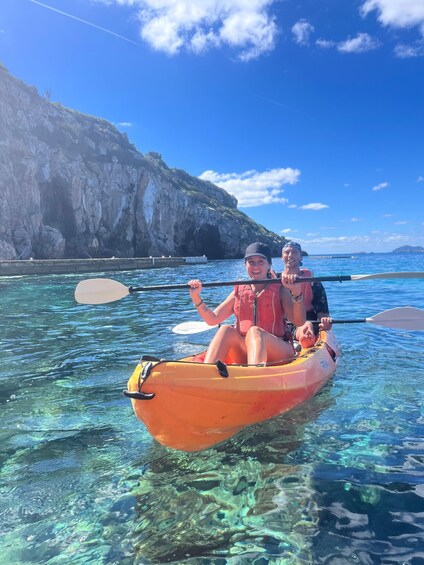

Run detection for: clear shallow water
[[1, 254, 424, 564]]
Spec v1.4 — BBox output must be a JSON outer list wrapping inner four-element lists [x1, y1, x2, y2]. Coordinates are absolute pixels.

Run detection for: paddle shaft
[[74, 272, 424, 305], [312, 319, 365, 325], [173, 306, 424, 333], [128, 275, 353, 293], [128, 272, 424, 293]]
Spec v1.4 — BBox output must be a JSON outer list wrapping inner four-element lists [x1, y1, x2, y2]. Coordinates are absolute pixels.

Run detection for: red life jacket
[[299, 268, 313, 313], [233, 283, 287, 337]]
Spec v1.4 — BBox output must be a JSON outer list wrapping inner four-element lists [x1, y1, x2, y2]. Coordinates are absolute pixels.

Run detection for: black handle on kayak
[[123, 389, 155, 400]]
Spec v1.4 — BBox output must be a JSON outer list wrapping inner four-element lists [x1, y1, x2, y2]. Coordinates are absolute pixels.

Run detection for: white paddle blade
[[75, 278, 130, 304], [366, 307, 424, 331], [351, 271, 424, 281], [172, 321, 218, 334]]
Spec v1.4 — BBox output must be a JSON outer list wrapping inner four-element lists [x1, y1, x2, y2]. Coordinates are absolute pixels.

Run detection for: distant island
[[391, 245, 424, 253]]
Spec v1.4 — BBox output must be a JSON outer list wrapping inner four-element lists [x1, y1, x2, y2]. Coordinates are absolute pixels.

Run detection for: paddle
[[172, 321, 220, 334], [172, 307, 424, 334], [74, 271, 424, 305]]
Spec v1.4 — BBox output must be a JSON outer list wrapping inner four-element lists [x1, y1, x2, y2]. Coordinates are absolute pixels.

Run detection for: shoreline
[[0, 256, 207, 277]]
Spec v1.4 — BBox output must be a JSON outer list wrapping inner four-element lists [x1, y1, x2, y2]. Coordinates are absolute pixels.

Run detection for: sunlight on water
[[1, 254, 424, 563]]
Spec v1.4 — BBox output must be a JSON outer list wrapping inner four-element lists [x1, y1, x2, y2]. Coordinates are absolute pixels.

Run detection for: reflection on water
[[113, 390, 335, 564], [1, 254, 424, 563]]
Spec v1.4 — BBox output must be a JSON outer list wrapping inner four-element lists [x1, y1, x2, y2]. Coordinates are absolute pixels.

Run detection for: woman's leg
[[245, 326, 294, 365], [204, 325, 246, 364]]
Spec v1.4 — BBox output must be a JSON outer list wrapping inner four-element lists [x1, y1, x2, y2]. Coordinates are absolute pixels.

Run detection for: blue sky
[[1, 0, 424, 254]]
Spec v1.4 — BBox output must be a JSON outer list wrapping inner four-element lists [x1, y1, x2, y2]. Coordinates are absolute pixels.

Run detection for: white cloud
[[298, 231, 423, 253], [111, 0, 279, 60], [315, 33, 380, 53], [361, 0, 424, 57], [115, 121, 133, 127], [394, 220, 408, 224], [281, 228, 295, 234], [288, 204, 298, 208], [299, 202, 329, 210], [219, 7, 277, 61], [372, 181, 389, 191], [351, 217, 363, 222], [303, 235, 360, 244], [417, 176, 424, 182], [394, 42, 424, 57], [337, 32, 380, 53], [292, 19, 314, 45], [361, 0, 424, 29], [316, 39, 336, 49], [199, 166, 300, 207]]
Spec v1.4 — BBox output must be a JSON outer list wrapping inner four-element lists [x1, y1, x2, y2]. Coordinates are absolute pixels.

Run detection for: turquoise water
[[1, 253, 424, 564]]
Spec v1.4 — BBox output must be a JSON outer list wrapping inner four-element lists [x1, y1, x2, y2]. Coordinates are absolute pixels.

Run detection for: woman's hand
[[188, 279, 202, 303]]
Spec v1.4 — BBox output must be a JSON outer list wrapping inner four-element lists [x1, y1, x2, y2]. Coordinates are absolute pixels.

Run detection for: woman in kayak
[[188, 242, 306, 365], [282, 241, 332, 340]]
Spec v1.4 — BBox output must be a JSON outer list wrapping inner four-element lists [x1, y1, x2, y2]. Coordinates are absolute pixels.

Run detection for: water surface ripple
[[1, 254, 423, 563]]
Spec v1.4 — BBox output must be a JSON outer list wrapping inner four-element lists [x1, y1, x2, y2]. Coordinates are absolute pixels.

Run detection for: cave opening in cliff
[[185, 224, 224, 260], [40, 178, 75, 235]]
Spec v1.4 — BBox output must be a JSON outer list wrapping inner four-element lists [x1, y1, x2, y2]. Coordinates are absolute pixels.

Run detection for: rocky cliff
[[0, 65, 284, 260]]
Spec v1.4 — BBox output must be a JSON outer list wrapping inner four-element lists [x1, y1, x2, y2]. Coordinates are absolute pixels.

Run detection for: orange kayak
[[125, 331, 340, 452]]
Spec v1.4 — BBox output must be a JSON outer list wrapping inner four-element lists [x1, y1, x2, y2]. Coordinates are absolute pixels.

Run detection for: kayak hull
[[126, 331, 340, 451]]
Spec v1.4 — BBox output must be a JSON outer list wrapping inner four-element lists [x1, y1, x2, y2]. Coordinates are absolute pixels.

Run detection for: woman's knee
[[210, 325, 239, 350], [205, 325, 244, 363], [216, 325, 238, 339], [245, 326, 266, 341]]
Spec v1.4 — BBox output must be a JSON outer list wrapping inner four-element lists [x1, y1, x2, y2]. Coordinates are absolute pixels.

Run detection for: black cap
[[244, 242, 272, 262], [282, 241, 302, 253]]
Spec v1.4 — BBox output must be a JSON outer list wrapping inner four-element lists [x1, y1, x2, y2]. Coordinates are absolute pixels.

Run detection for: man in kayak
[[188, 242, 306, 365], [282, 240, 332, 347], [295, 321, 320, 350]]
